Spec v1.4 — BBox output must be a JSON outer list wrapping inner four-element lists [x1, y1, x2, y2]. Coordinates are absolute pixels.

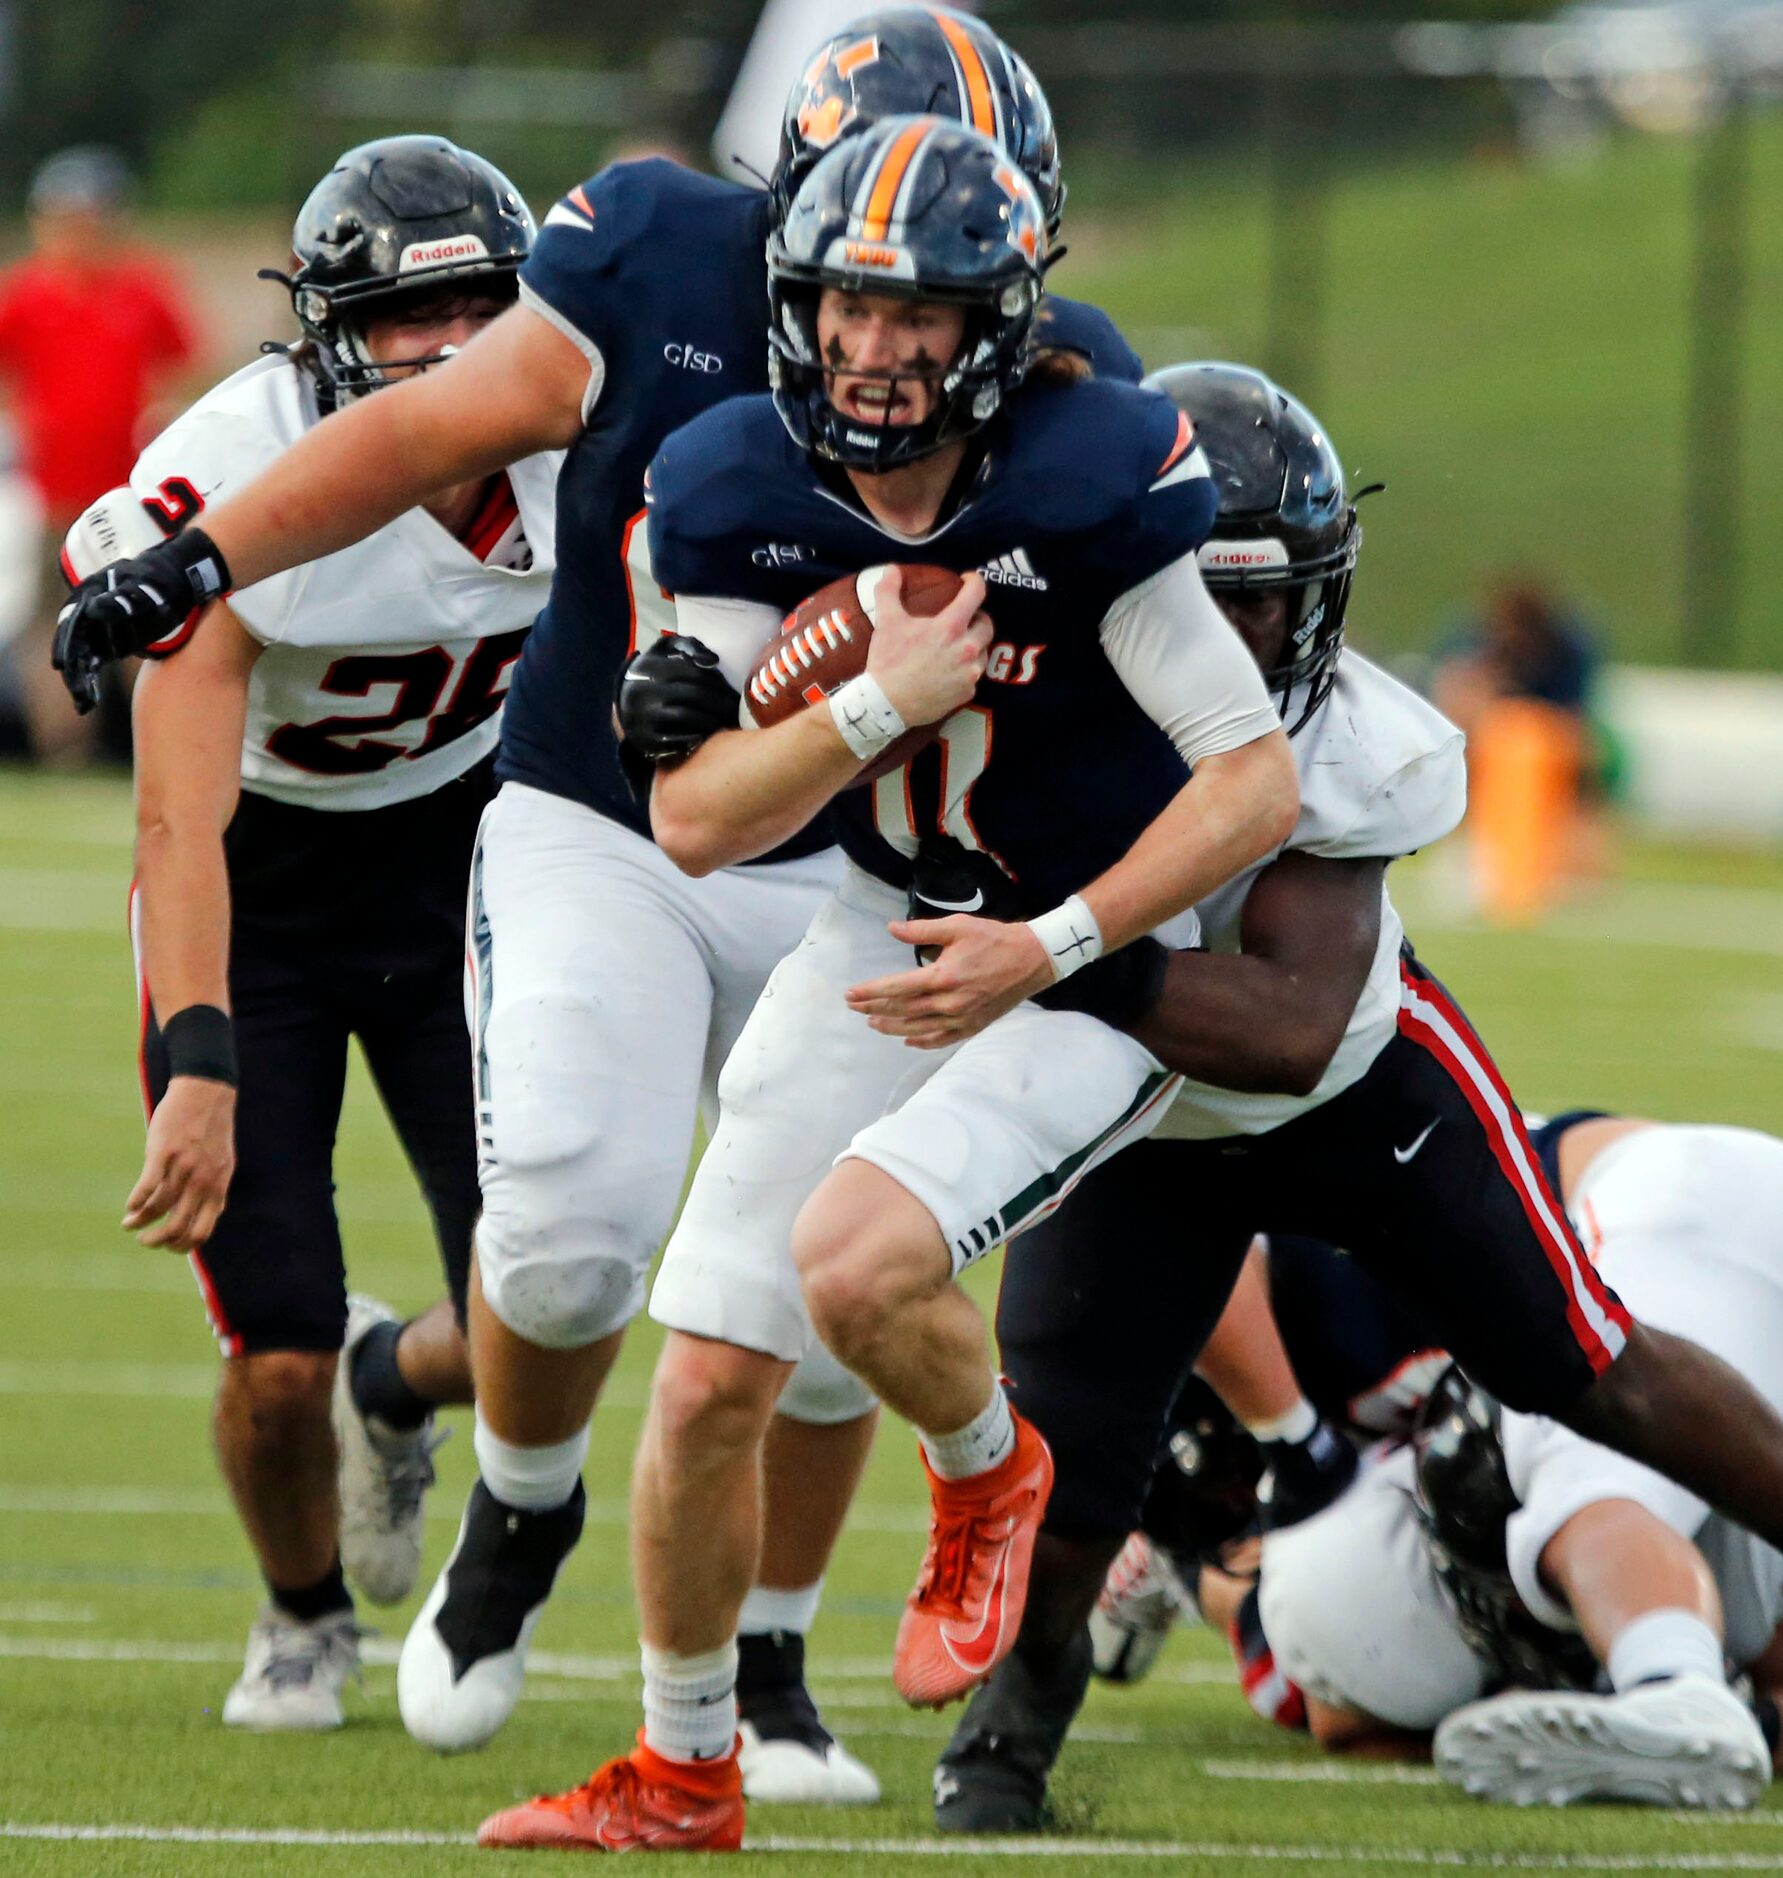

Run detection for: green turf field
[[2, 764, 1781, 1875]]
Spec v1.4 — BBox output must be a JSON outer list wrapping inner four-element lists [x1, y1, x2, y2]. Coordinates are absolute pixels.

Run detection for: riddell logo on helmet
[[845, 242, 900, 269], [399, 234, 490, 271], [1200, 539, 1290, 572]]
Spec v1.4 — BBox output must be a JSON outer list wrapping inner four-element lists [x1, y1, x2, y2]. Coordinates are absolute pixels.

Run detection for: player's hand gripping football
[[863, 565, 992, 728], [122, 1077, 237, 1251], [846, 914, 1056, 1049]]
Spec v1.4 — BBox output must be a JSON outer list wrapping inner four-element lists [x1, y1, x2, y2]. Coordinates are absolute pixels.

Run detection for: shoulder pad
[[62, 488, 167, 583]]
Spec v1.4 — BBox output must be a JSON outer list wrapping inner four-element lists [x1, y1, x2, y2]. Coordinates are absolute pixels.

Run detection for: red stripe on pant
[[127, 878, 244, 1357], [1396, 961, 1629, 1375], [1231, 1621, 1308, 1732]]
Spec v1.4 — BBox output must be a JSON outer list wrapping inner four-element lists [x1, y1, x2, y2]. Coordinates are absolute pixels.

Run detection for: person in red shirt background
[[0, 146, 197, 762]]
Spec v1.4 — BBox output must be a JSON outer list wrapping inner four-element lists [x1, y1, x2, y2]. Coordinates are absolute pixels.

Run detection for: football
[[741, 563, 965, 782]]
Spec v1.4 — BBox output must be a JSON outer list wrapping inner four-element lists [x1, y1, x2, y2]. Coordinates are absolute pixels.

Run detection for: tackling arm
[[1129, 849, 1385, 1093]]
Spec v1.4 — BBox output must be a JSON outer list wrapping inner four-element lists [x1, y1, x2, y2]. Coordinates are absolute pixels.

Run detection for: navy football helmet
[[769, 116, 1046, 472], [1146, 361, 1361, 734], [267, 135, 534, 402], [1411, 1364, 1599, 1694], [775, 6, 1064, 235]]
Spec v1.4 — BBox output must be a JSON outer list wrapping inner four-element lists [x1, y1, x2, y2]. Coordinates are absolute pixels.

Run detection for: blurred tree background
[[0, 0, 1774, 671]]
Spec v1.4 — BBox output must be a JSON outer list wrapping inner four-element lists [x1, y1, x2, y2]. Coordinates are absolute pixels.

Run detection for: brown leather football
[[741, 563, 964, 781]]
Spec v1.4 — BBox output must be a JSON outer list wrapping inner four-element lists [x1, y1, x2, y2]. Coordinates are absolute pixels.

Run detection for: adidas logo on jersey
[[981, 548, 1048, 590]]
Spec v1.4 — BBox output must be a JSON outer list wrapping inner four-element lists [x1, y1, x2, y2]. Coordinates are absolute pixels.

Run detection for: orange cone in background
[[1467, 698, 1582, 926]]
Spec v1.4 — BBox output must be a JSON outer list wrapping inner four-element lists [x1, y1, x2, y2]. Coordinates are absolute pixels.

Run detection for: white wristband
[[1027, 894, 1103, 983], [828, 673, 907, 761]]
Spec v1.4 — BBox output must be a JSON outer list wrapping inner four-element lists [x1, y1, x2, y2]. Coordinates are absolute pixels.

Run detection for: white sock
[[922, 1384, 1015, 1482], [738, 1580, 823, 1637], [1245, 1397, 1318, 1445], [472, 1411, 589, 1513], [1607, 1608, 1725, 1692], [642, 1640, 738, 1764]]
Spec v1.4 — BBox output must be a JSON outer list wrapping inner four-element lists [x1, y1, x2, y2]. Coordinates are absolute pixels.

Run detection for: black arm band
[[161, 1003, 239, 1087]]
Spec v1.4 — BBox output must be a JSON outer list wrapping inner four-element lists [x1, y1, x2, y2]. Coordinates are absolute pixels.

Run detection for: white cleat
[[334, 1294, 445, 1607], [1435, 1673, 1772, 1810], [1089, 1531, 1191, 1684], [221, 1606, 360, 1732], [397, 1479, 584, 1753], [738, 1721, 882, 1804]]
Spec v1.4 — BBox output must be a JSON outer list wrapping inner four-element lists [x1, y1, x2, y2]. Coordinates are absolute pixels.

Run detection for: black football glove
[[615, 634, 741, 761], [907, 835, 1024, 937], [52, 528, 232, 714]]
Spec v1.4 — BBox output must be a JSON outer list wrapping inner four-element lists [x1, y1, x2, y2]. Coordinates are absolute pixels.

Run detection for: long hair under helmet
[[266, 135, 534, 403], [774, 6, 1064, 237], [768, 116, 1047, 473], [1145, 361, 1363, 735]]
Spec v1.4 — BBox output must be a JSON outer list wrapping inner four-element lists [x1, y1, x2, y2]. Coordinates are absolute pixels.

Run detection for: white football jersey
[[1154, 650, 1465, 1140], [129, 355, 561, 810]]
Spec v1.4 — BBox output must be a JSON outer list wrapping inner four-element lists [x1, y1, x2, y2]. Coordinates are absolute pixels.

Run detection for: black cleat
[[396, 1478, 585, 1752], [1256, 1420, 1358, 1532], [736, 1630, 880, 1803], [933, 1627, 1093, 1833]]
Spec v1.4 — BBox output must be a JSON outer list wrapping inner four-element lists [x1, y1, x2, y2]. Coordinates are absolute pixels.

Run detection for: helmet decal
[[990, 162, 1042, 265], [794, 35, 882, 152]]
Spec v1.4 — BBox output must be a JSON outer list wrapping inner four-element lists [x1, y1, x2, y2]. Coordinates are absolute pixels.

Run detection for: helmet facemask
[[284, 270, 521, 403]]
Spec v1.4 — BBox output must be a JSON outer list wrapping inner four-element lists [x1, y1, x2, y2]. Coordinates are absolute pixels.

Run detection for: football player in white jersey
[[1259, 1114, 1783, 1811], [936, 364, 1783, 1832], [72, 136, 559, 1729]]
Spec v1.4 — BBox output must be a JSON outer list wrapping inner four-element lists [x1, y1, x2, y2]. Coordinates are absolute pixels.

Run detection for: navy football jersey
[[495, 157, 1138, 858], [648, 377, 1224, 908]]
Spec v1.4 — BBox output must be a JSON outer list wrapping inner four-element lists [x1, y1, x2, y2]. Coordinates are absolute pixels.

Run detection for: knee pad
[[776, 1342, 877, 1425], [477, 1240, 647, 1350]]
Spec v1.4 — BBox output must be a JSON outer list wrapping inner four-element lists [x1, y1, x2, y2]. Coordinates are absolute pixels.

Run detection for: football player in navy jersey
[[49, 8, 1142, 1797], [466, 119, 1295, 1852], [928, 363, 1783, 1834]]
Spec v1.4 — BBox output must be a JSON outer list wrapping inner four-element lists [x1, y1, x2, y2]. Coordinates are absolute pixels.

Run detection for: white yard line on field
[[0, 1632, 1233, 1688], [6, 1823, 1783, 1867], [1202, 1760, 1442, 1786]]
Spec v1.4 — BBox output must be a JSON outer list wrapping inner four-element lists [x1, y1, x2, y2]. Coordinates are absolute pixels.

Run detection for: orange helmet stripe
[[860, 117, 934, 240], [932, 10, 997, 136]]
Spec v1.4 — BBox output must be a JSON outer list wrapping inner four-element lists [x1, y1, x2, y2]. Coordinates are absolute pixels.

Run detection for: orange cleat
[[894, 1408, 1054, 1708], [476, 1734, 745, 1852]]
